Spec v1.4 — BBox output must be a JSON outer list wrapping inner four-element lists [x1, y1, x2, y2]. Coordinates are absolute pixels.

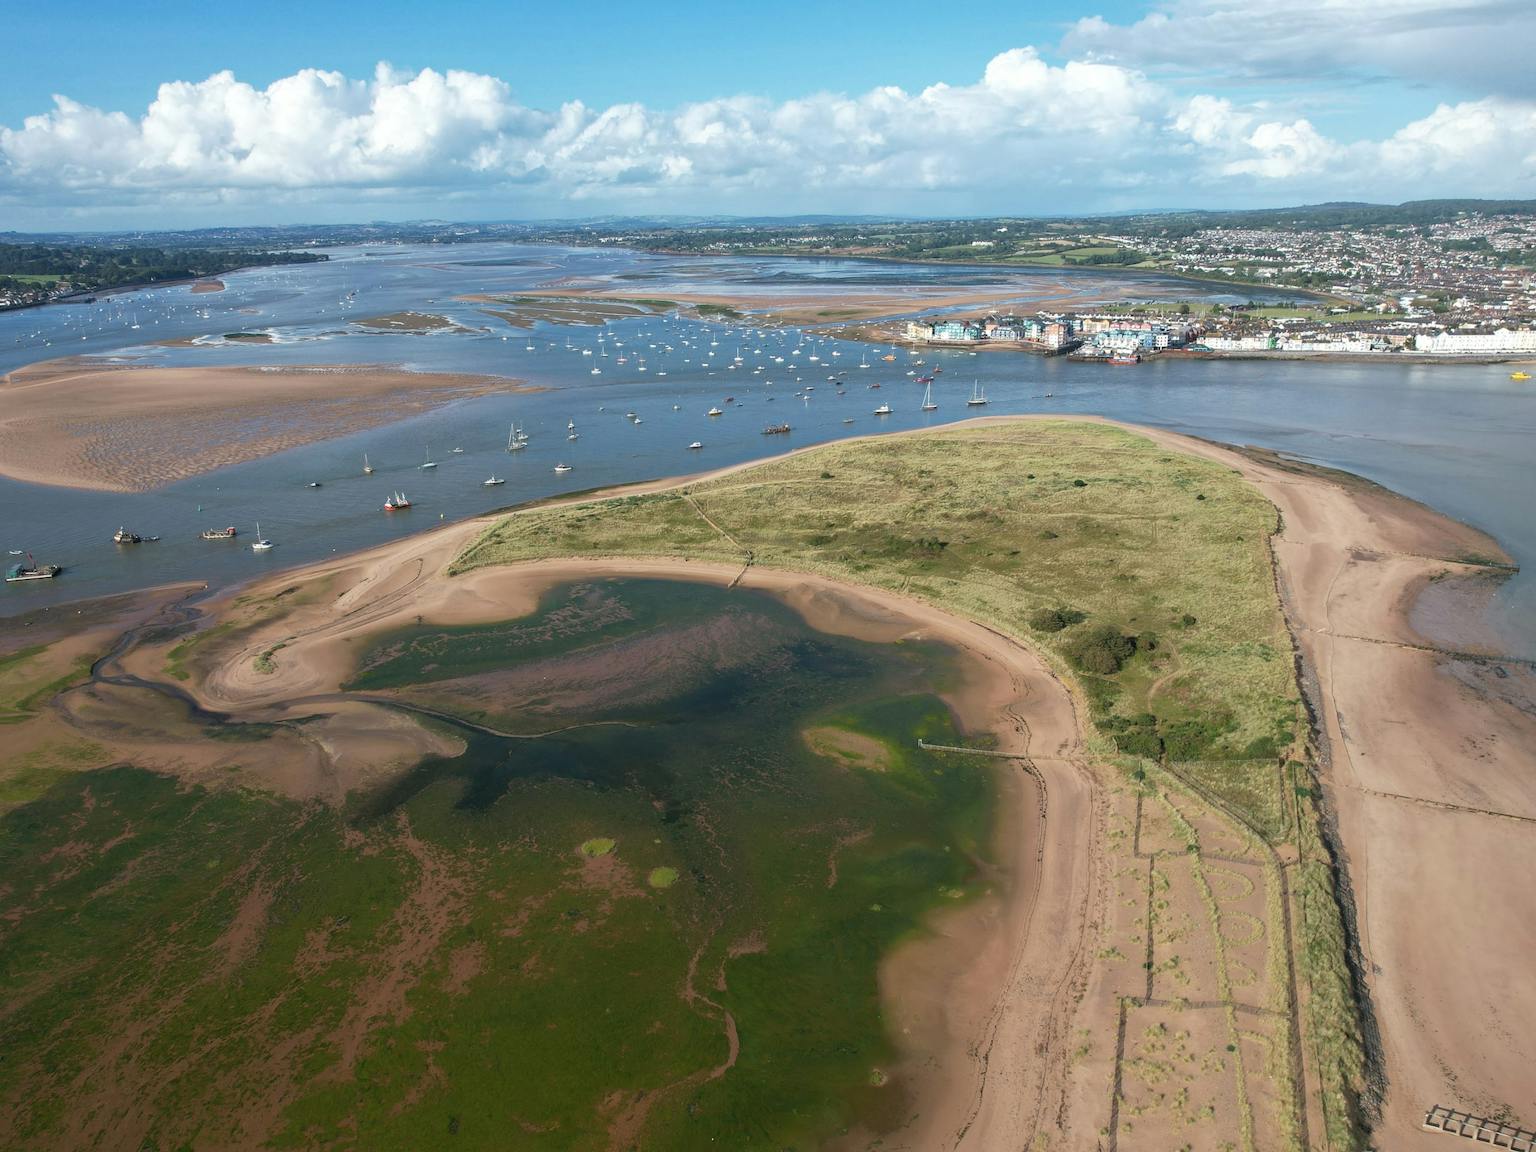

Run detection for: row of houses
[[1199, 326, 1536, 356], [905, 314, 1077, 350]]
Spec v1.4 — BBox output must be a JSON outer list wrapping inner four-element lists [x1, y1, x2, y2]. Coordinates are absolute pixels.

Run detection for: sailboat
[[363, 454, 374, 475], [967, 380, 988, 406], [420, 444, 437, 470], [922, 382, 938, 411], [507, 422, 527, 451], [251, 522, 274, 551]]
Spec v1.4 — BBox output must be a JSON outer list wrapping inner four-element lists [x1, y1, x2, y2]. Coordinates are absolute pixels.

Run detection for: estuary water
[[1, 243, 1532, 657]]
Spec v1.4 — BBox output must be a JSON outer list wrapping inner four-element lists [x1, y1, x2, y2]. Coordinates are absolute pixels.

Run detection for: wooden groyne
[[1423, 1105, 1536, 1150], [916, 739, 1031, 760]]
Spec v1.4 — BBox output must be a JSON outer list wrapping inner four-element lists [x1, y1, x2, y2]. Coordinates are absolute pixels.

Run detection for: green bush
[[1067, 624, 1139, 674], [1028, 606, 1086, 633]]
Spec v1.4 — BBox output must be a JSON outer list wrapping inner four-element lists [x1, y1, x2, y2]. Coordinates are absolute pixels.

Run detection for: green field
[[0, 578, 995, 1150]]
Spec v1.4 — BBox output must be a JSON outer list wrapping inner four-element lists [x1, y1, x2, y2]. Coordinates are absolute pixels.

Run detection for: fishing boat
[[967, 380, 988, 407], [688, 441, 704, 450], [420, 445, 437, 470], [483, 476, 505, 487], [1110, 351, 1140, 366], [384, 491, 411, 511], [553, 463, 573, 474], [922, 382, 938, 411], [113, 527, 143, 544], [6, 554, 61, 582], [762, 424, 792, 435], [251, 523, 274, 552], [363, 454, 374, 475], [873, 403, 892, 415], [200, 526, 238, 540]]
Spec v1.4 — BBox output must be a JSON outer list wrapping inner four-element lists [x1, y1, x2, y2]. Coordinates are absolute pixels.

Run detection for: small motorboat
[[688, 441, 704, 450], [873, 404, 892, 415], [553, 463, 573, 474], [483, 476, 506, 486], [707, 407, 723, 416], [306, 481, 322, 488]]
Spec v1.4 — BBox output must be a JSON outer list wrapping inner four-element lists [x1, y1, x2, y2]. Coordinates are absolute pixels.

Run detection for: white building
[[1414, 328, 1536, 354]]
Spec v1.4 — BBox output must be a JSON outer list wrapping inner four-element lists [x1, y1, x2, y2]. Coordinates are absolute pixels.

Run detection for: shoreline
[[11, 414, 1532, 1146], [149, 527, 1094, 1150]]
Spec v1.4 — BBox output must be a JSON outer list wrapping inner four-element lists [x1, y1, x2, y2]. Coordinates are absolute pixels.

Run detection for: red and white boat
[[384, 491, 411, 511]]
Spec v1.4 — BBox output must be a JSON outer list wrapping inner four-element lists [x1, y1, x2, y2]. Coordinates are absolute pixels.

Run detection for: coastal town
[[899, 306, 1536, 362]]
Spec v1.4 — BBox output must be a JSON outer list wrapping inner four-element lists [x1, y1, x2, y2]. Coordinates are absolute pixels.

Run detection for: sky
[[2, 0, 1534, 230]]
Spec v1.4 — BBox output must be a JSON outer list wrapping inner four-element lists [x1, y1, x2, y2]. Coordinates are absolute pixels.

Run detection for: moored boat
[[200, 526, 238, 540], [5, 554, 61, 582], [113, 527, 142, 545], [384, 491, 412, 511]]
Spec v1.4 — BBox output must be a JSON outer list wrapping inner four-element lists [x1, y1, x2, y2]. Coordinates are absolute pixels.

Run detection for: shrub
[[1180, 613, 1198, 627], [1103, 712, 1163, 758], [1039, 529, 1059, 540], [1029, 606, 1087, 633], [1072, 479, 1088, 488], [1067, 624, 1139, 674]]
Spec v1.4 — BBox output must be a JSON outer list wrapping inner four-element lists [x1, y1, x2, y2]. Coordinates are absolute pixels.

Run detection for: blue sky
[[2, 0, 1532, 228]]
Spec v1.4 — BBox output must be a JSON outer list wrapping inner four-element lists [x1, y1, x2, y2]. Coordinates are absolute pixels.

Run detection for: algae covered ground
[[456, 419, 1303, 834], [0, 579, 996, 1150]]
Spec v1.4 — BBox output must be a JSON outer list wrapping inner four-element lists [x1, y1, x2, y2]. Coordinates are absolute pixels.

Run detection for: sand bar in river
[[0, 358, 531, 493]]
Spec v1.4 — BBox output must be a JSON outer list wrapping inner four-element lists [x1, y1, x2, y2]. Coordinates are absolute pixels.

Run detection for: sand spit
[[74, 415, 1534, 1148], [0, 358, 531, 493]]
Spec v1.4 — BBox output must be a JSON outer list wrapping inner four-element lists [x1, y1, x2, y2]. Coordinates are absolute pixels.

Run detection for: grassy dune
[[456, 420, 1303, 804]]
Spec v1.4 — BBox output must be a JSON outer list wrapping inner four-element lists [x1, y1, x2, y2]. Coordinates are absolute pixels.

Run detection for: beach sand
[[1135, 429, 1536, 1148], [0, 358, 531, 493]]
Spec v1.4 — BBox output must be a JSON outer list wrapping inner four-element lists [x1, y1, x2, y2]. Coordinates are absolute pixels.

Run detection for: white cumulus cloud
[[2, 49, 1535, 219]]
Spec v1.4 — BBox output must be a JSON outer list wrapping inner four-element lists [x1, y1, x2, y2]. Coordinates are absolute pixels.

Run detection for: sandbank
[[0, 358, 531, 493]]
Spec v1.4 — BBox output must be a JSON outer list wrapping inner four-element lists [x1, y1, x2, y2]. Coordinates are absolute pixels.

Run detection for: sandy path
[[0, 358, 530, 493]]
